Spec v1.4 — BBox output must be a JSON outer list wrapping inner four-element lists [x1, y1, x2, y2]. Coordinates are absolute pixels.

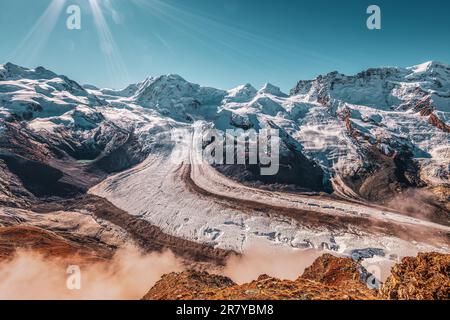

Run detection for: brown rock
[[380, 252, 450, 300], [0, 225, 111, 263], [143, 253, 450, 300], [142, 254, 379, 300], [301, 253, 362, 287], [429, 113, 450, 133], [142, 270, 236, 300]]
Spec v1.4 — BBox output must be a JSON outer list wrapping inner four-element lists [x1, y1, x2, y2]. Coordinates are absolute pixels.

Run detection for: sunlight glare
[[88, 0, 129, 87], [11, 0, 67, 66]]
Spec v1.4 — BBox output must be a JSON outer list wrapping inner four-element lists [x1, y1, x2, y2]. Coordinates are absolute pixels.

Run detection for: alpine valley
[[0, 61, 449, 299]]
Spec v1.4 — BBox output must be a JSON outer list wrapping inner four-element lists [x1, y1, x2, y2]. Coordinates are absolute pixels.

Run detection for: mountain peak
[[134, 73, 199, 101], [290, 61, 450, 111], [231, 83, 256, 91], [225, 83, 257, 103], [160, 73, 187, 81], [258, 83, 287, 97], [1, 62, 58, 81], [408, 61, 450, 73], [2, 62, 28, 75]]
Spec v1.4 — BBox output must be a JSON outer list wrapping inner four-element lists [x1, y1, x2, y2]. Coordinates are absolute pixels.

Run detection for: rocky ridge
[[143, 252, 449, 300]]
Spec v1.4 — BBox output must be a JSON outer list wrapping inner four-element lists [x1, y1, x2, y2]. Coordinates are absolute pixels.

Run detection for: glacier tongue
[[89, 120, 448, 261]]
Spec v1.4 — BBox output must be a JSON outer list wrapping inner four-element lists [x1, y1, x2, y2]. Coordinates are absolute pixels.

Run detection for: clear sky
[[1, 0, 449, 91]]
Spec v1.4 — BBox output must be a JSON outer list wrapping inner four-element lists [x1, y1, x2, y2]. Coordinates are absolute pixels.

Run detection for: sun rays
[[88, 0, 129, 87], [130, 0, 342, 67], [11, 0, 67, 66], [10, 0, 129, 87], [10, 0, 342, 89]]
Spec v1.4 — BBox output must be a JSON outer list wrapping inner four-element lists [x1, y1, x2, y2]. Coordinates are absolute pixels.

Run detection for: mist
[[221, 243, 322, 284], [0, 242, 342, 299], [0, 246, 183, 300], [386, 188, 446, 224]]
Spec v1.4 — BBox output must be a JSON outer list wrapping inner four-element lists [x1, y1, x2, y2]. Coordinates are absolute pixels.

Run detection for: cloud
[[220, 243, 322, 284], [0, 246, 183, 300], [0, 242, 339, 298]]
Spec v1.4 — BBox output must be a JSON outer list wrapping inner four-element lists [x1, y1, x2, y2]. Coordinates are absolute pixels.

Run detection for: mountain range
[[0, 61, 449, 297]]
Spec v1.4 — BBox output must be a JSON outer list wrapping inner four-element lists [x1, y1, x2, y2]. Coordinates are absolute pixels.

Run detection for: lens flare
[[130, 0, 342, 72], [11, 0, 67, 66], [88, 0, 130, 87]]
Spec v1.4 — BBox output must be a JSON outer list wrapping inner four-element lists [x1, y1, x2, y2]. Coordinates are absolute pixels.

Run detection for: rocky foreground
[[0, 224, 448, 300], [143, 253, 449, 300]]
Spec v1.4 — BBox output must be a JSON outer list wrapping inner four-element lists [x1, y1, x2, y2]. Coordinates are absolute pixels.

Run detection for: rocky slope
[[143, 252, 449, 300], [0, 225, 112, 263], [380, 252, 450, 299], [143, 271, 377, 300]]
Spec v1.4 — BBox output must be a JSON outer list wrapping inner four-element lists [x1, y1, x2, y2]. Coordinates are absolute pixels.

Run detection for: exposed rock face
[[290, 62, 450, 112], [142, 254, 378, 300], [142, 270, 376, 300], [301, 253, 367, 288], [0, 119, 154, 206], [143, 252, 450, 300], [0, 225, 112, 263], [213, 136, 330, 193], [204, 275, 376, 300], [428, 185, 450, 213], [142, 270, 236, 300], [380, 252, 450, 300], [429, 113, 450, 133]]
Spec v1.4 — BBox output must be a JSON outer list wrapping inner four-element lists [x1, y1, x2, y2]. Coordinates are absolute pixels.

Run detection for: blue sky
[[1, 0, 449, 91]]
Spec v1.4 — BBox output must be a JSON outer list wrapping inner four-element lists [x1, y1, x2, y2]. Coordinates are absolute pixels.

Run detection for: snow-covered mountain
[[0, 63, 104, 121], [291, 61, 450, 112], [0, 62, 449, 263], [1, 61, 449, 192]]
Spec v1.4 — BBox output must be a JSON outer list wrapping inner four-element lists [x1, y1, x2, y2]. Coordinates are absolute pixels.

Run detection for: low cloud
[[0, 242, 351, 298], [221, 243, 322, 284], [0, 246, 183, 300]]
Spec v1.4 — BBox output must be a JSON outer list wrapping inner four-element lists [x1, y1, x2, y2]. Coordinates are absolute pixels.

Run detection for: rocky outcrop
[[0, 225, 112, 263], [429, 113, 450, 133], [143, 252, 450, 300], [142, 270, 235, 300], [380, 252, 450, 300], [143, 254, 378, 300], [142, 270, 377, 300], [301, 253, 367, 288]]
